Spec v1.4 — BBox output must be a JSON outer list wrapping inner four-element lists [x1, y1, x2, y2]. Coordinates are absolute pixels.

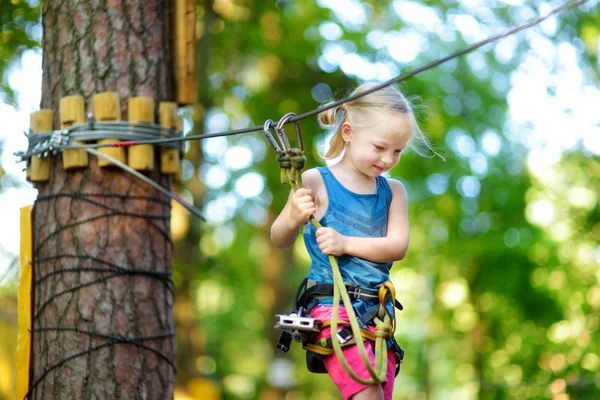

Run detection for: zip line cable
[[15, 0, 588, 160], [14, 0, 590, 220], [50, 0, 589, 152]]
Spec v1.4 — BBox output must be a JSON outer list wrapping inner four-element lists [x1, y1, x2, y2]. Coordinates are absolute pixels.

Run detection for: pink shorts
[[309, 305, 397, 400]]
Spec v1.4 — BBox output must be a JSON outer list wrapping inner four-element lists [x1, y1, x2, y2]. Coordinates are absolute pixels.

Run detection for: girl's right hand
[[290, 188, 316, 226]]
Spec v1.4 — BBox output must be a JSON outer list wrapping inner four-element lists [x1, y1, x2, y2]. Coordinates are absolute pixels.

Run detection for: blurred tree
[[173, 1, 599, 399]]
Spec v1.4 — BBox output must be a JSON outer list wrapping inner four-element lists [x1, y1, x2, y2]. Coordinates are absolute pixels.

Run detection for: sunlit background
[[1, 0, 599, 399]]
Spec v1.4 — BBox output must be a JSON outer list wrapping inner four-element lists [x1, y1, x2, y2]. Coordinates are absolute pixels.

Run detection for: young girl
[[271, 83, 426, 400]]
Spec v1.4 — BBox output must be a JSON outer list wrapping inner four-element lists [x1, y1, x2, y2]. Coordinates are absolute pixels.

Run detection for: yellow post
[[29, 110, 53, 182], [127, 97, 155, 171], [159, 102, 181, 175], [60, 95, 89, 170], [175, 0, 197, 105], [93, 92, 126, 167], [16, 205, 33, 400]]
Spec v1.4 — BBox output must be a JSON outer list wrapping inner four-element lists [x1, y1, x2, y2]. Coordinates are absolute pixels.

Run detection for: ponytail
[[318, 104, 347, 159]]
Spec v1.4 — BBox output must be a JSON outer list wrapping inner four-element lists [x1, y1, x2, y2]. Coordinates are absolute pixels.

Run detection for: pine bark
[[31, 0, 176, 399]]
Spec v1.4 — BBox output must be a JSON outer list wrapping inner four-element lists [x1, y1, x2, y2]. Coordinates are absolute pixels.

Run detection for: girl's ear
[[341, 121, 353, 145]]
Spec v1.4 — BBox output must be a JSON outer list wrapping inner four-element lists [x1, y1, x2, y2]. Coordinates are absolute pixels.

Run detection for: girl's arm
[[270, 170, 319, 248], [315, 179, 409, 263]]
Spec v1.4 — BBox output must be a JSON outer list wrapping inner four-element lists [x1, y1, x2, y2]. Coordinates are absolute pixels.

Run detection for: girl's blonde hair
[[318, 82, 434, 160]]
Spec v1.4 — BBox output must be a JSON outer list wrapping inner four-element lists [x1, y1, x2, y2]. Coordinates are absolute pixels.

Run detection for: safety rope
[[273, 114, 396, 384]]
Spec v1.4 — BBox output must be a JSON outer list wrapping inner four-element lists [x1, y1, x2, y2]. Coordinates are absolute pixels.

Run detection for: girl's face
[[342, 112, 412, 178]]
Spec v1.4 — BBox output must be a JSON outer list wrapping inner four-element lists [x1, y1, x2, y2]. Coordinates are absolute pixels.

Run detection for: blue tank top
[[304, 166, 393, 308]]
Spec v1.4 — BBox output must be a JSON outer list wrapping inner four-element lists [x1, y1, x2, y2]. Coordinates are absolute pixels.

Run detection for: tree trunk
[[30, 0, 176, 399]]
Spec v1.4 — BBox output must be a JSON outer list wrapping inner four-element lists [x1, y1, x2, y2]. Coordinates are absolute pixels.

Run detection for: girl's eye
[[394, 149, 402, 154], [374, 145, 384, 151]]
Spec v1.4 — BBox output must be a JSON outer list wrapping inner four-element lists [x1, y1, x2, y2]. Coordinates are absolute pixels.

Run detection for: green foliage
[[0, 0, 40, 104]]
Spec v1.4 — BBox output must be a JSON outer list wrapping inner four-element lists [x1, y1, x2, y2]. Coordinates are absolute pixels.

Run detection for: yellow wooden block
[[60, 95, 89, 170], [93, 92, 125, 167], [127, 97, 155, 172], [29, 110, 53, 182], [159, 102, 180, 175]]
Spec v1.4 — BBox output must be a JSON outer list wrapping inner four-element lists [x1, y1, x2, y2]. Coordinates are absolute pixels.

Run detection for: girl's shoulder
[[301, 167, 326, 191], [301, 166, 322, 180], [385, 177, 408, 199]]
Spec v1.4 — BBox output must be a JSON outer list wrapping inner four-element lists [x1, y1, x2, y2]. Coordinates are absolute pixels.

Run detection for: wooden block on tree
[[93, 92, 125, 167], [128, 97, 155, 172], [29, 110, 53, 182], [159, 101, 180, 175], [60, 95, 89, 170]]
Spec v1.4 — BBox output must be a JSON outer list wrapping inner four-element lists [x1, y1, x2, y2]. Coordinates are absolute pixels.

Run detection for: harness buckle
[[336, 327, 353, 344], [345, 284, 378, 301]]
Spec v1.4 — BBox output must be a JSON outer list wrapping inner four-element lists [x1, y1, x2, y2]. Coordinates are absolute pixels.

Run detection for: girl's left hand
[[316, 227, 346, 256]]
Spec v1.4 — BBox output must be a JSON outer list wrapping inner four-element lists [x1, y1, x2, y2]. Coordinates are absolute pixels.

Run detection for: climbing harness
[[269, 114, 404, 384], [275, 278, 405, 376]]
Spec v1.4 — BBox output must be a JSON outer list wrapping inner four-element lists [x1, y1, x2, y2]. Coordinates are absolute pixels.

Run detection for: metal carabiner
[[263, 119, 283, 155], [275, 112, 304, 153]]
